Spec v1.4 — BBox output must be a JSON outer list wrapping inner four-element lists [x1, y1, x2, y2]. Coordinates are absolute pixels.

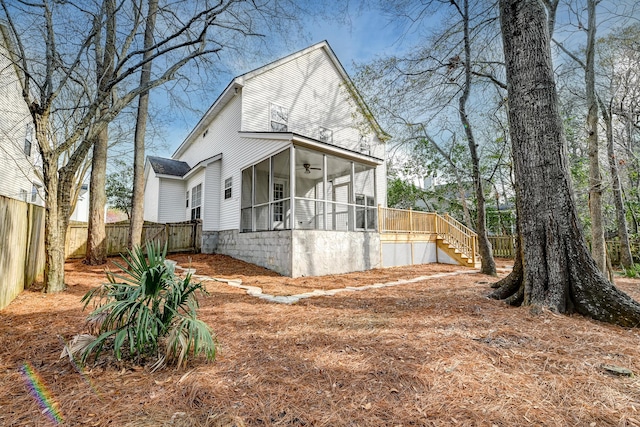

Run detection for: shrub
[[64, 242, 216, 369], [621, 263, 640, 278]]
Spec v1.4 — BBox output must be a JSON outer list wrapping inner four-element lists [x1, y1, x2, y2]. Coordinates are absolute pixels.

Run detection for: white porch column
[[322, 154, 327, 230], [290, 145, 296, 230]]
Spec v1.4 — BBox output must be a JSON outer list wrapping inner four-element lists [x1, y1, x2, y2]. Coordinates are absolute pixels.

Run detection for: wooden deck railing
[[378, 206, 478, 264]]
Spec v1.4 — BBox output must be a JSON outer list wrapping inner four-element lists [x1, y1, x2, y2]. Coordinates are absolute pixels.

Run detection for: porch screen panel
[[325, 154, 352, 231], [255, 159, 269, 205], [294, 199, 325, 229], [254, 159, 270, 231], [241, 167, 253, 231], [294, 147, 324, 229], [354, 165, 376, 230], [272, 150, 291, 229]]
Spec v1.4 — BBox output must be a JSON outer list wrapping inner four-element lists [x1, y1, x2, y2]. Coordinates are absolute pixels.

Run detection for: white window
[[359, 136, 371, 155], [224, 177, 232, 199], [356, 194, 376, 230], [31, 184, 40, 203], [273, 182, 284, 222], [270, 103, 289, 132], [186, 190, 189, 208], [191, 184, 202, 220], [318, 126, 333, 143], [24, 125, 33, 157], [19, 189, 28, 202]]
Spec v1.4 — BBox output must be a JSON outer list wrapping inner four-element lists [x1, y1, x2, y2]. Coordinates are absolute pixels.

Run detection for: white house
[[144, 41, 390, 277], [0, 24, 43, 206]]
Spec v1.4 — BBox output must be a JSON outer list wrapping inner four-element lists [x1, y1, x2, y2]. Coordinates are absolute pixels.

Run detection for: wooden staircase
[[434, 213, 479, 267], [378, 207, 480, 267]]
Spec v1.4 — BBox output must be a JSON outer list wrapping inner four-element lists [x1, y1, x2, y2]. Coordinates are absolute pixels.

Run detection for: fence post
[[434, 213, 438, 235], [472, 235, 477, 265], [377, 204, 381, 232], [409, 208, 413, 233]]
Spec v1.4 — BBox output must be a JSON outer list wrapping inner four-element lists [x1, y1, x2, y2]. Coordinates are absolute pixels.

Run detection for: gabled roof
[[173, 41, 389, 158], [148, 156, 190, 177]]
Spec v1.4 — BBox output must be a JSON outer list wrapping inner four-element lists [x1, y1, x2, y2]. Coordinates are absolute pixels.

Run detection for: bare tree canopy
[[0, 0, 315, 292]]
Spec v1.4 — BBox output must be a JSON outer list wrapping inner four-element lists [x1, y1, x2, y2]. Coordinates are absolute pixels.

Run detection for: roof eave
[[172, 81, 243, 159], [239, 132, 383, 166]]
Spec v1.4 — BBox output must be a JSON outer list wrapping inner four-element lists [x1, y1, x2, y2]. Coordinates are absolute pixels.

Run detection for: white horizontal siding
[[219, 138, 289, 230], [0, 39, 42, 204], [143, 169, 160, 222], [179, 95, 241, 168], [376, 161, 387, 207], [241, 48, 375, 154], [171, 44, 387, 232], [204, 161, 221, 231], [176, 95, 289, 230], [185, 169, 204, 221], [158, 179, 185, 223]]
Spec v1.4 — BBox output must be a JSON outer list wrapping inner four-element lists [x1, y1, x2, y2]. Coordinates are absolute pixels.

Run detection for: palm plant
[[67, 242, 216, 368]]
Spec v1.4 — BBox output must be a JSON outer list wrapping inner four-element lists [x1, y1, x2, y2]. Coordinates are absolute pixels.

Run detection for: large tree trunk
[[458, 0, 496, 276], [85, 128, 109, 265], [492, 0, 640, 327], [85, 0, 115, 265], [600, 98, 633, 268], [41, 151, 66, 293], [39, 118, 93, 292], [585, 0, 608, 275], [129, 0, 159, 250]]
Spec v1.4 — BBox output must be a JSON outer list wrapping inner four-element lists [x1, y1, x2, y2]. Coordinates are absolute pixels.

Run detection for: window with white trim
[[359, 135, 370, 155], [186, 190, 189, 208], [224, 177, 232, 199], [31, 184, 40, 203], [318, 126, 333, 143], [270, 103, 289, 132], [190, 184, 201, 220], [24, 125, 33, 157]]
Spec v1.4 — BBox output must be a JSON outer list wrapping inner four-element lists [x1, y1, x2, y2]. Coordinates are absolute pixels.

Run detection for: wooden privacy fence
[[0, 195, 45, 310], [605, 240, 640, 265], [66, 221, 202, 259], [486, 236, 640, 263], [489, 235, 517, 258]]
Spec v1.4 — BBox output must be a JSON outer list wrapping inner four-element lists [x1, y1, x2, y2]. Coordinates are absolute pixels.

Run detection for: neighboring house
[[69, 183, 89, 222], [0, 23, 43, 206], [145, 41, 389, 277]]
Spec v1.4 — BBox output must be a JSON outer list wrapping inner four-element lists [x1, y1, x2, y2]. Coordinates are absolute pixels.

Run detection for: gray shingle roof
[[147, 156, 191, 177]]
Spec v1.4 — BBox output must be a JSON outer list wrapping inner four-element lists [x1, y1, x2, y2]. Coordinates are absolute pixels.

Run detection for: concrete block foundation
[[201, 229, 380, 277]]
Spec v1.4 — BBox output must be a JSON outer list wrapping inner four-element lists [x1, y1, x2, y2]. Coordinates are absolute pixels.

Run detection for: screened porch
[[240, 145, 378, 233]]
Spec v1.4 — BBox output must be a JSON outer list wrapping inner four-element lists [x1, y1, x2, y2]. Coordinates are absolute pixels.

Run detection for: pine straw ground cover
[[1, 256, 640, 426]]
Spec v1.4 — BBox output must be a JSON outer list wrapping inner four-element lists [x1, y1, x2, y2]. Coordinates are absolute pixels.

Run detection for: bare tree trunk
[[458, 0, 496, 275], [85, 128, 108, 265], [129, 0, 159, 250], [585, 0, 608, 275], [600, 98, 633, 267], [493, 0, 640, 327], [456, 174, 473, 229], [39, 115, 94, 291], [41, 151, 65, 292], [85, 0, 115, 265]]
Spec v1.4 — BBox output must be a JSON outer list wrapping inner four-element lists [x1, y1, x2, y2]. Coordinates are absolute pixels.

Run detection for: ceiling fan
[[301, 163, 321, 174]]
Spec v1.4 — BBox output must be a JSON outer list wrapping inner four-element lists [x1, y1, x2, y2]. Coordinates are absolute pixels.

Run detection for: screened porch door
[[272, 179, 289, 229]]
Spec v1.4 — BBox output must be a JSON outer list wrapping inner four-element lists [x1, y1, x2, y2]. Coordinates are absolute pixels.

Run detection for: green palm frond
[[71, 241, 216, 368]]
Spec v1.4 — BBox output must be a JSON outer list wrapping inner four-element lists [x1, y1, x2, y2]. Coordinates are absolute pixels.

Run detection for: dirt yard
[[1, 255, 640, 426]]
